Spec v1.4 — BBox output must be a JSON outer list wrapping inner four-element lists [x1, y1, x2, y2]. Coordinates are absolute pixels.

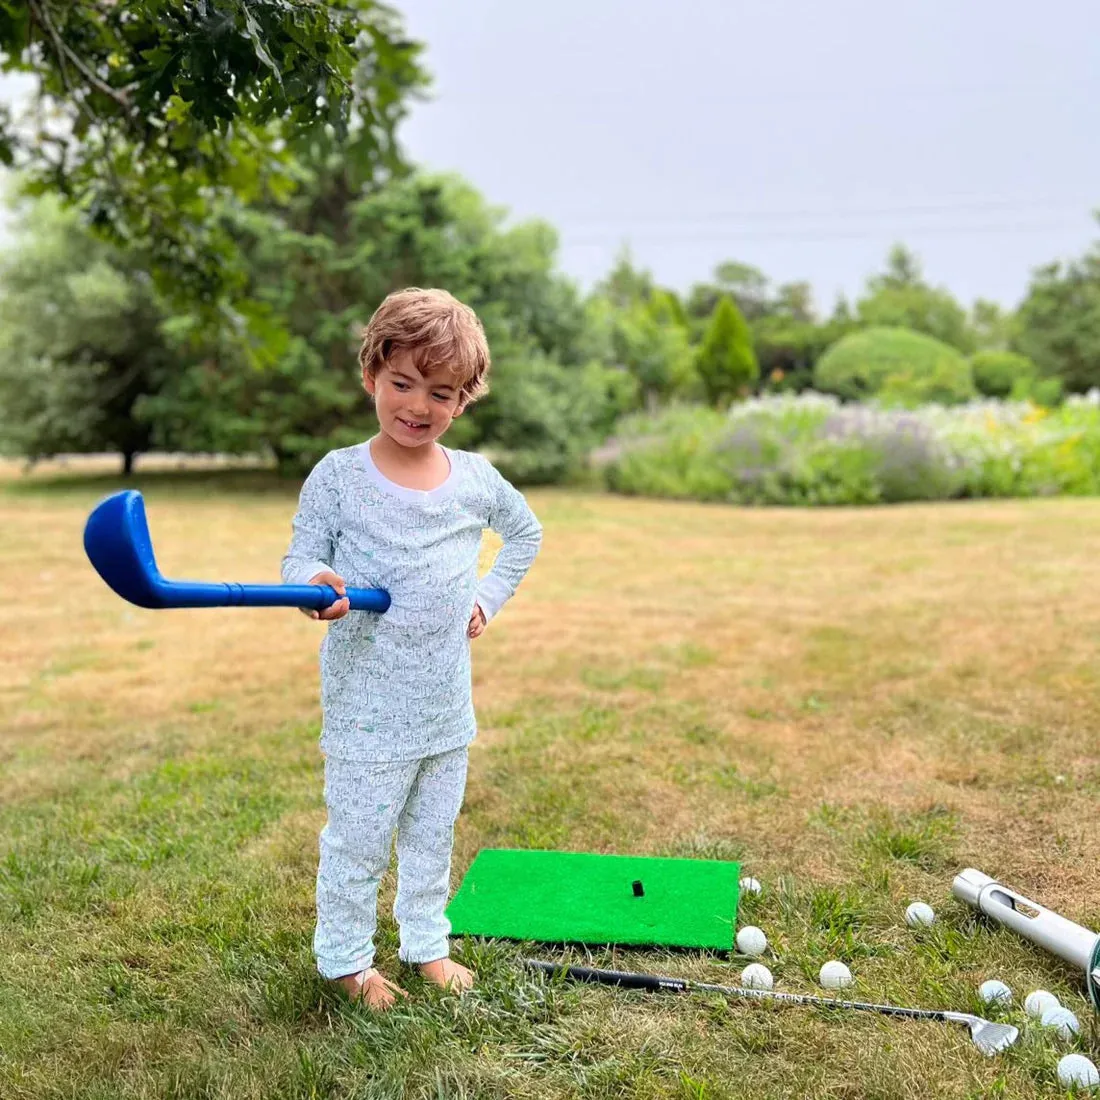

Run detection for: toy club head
[[83, 489, 170, 608], [83, 489, 390, 613]]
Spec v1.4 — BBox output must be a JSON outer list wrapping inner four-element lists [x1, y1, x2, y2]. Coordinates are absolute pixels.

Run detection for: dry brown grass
[[2, 458, 1099, 1098]]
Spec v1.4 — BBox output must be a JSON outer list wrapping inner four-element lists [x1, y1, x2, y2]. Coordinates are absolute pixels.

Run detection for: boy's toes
[[335, 968, 408, 1010], [419, 957, 475, 993]]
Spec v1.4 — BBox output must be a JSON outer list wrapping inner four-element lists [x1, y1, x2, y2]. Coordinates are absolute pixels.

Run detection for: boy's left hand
[[467, 603, 487, 639]]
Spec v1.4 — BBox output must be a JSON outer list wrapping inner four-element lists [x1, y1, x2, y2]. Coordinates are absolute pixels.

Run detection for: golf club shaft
[[524, 961, 949, 1023]]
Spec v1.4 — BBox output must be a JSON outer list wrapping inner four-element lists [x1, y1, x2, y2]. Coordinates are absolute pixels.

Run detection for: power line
[[564, 218, 1094, 247], [420, 78, 1094, 111], [554, 196, 1099, 227]]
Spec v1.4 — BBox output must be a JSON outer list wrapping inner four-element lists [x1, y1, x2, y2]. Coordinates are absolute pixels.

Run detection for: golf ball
[[978, 979, 1013, 1007], [736, 925, 768, 957], [741, 963, 773, 990], [819, 960, 853, 989], [739, 876, 763, 896], [1041, 1005, 1081, 1042], [1024, 989, 1061, 1019], [905, 901, 935, 928], [1057, 1054, 1100, 1091]]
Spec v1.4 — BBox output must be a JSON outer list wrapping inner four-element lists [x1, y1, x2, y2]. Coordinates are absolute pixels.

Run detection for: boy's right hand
[[304, 571, 350, 621]]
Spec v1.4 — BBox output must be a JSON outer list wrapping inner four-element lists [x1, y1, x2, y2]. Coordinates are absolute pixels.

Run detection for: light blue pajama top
[[281, 440, 542, 762]]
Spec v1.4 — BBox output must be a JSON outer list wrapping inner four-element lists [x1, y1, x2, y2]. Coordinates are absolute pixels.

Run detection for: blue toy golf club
[[83, 489, 390, 613]]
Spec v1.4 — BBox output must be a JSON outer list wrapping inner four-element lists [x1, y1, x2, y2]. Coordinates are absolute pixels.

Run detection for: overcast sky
[[395, 0, 1099, 310], [2, 1, 1096, 312]]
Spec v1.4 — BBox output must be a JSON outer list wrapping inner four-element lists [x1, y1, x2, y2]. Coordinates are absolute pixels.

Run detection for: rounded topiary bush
[[969, 350, 1037, 399], [814, 326, 974, 406]]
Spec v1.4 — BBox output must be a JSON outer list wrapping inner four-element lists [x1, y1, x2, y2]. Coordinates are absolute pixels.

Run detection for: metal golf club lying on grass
[[524, 960, 1020, 1057], [953, 868, 1100, 1014], [84, 489, 390, 613]]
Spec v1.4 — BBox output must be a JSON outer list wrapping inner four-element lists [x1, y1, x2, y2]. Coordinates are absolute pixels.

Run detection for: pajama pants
[[313, 745, 469, 980]]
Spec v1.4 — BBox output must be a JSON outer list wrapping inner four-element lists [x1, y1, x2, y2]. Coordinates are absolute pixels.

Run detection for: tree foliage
[[1015, 229, 1100, 393], [594, 246, 655, 311], [753, 314, 854, 393], [970, 298, 1013, 351], [0, 0, 426, 317], [695, 296, 759, 404], [856, 244, 974, 352], [0, 195, 173, 470], [686, 260, 773, 330], [584, 290, 695, 410], [142, 171, 622, 481]]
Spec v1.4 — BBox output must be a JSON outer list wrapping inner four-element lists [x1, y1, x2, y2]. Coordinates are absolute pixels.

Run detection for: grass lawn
[[2, 458, 1099, 1099]]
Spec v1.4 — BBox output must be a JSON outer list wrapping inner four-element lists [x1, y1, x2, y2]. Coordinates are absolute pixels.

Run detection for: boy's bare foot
[[419, 957, 475, 993], [334, 968, 408, 1010]]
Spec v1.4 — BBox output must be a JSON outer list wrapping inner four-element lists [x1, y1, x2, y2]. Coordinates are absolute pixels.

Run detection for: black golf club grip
[[524, 960, 689, 993]]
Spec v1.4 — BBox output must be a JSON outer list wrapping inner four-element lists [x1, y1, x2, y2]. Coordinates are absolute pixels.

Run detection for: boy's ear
[[452, 399, 467, 420], [362, 367, 375, 396]]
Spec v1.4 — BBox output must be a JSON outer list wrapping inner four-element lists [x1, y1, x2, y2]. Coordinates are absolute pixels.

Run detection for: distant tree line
[[0, 1, 1097, 482]]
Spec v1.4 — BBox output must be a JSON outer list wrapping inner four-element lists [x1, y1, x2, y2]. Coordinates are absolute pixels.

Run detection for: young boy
[[281, 288, 542, 1009]]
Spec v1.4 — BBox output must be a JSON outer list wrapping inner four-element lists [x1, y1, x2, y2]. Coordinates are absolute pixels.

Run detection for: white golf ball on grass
[[1040, 1005, 1081, 1042], [740, 963, 773, 990], [978, 979, 1013, 1007], [735, 925, 768, 957], [819, 960, 853, 989], [1024, 989, 1061, 1019], [1057, 1054, 1100, 1091], [905, 901, 935, 928], [739, 876, 763, 896]]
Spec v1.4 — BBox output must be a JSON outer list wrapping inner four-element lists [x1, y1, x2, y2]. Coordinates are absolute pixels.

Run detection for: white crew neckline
[[358, 437, 458, 501]]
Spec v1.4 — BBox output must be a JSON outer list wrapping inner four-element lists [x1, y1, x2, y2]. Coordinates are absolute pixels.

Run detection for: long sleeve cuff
[[476, 575, 514, 623], [283, 559, 333, 587]]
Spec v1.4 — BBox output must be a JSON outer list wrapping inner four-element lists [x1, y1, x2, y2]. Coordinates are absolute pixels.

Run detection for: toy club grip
[[523, 960, 689, 993], [309, 585, 390, 613]]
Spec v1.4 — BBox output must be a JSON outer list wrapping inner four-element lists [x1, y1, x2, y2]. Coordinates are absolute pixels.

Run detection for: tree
[[831, 295, 854, 324], [869, 243, 923, 291], [753, 314, 852, 394], [970, 298, 1013, 351], [0, 195, 175, 472], [857, 244, 974, 352], [595, 246, 655, 311], [0, 1, 426, 333], [608, 292, 697, 409], [773, 280, 816, 323], [145, 171, 615, 480], [695, 296, 759, 404], [687, 260, 772, 329], [1015, 231, 1100, 393], [714, 261, 770, 317]]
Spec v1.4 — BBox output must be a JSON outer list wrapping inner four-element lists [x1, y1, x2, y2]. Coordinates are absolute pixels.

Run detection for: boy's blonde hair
[[358, 288, 491, 404]]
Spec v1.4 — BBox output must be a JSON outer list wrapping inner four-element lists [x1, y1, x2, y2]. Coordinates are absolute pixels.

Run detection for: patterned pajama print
[[282, 440, 541, 978]]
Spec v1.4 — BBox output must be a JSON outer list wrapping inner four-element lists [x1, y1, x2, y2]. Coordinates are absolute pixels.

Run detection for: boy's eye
[[433, 393, 450, 402], [392, 381, 409, 390]]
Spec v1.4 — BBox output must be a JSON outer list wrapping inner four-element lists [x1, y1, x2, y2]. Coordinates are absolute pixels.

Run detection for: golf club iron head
[[944, 1012, 1020, 1056]]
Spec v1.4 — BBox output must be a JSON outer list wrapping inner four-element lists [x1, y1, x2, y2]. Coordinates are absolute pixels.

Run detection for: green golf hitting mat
[[446, 849, 740, 950]]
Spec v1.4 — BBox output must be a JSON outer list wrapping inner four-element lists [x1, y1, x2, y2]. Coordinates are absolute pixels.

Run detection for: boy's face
[[363, 349, 466, 449]]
